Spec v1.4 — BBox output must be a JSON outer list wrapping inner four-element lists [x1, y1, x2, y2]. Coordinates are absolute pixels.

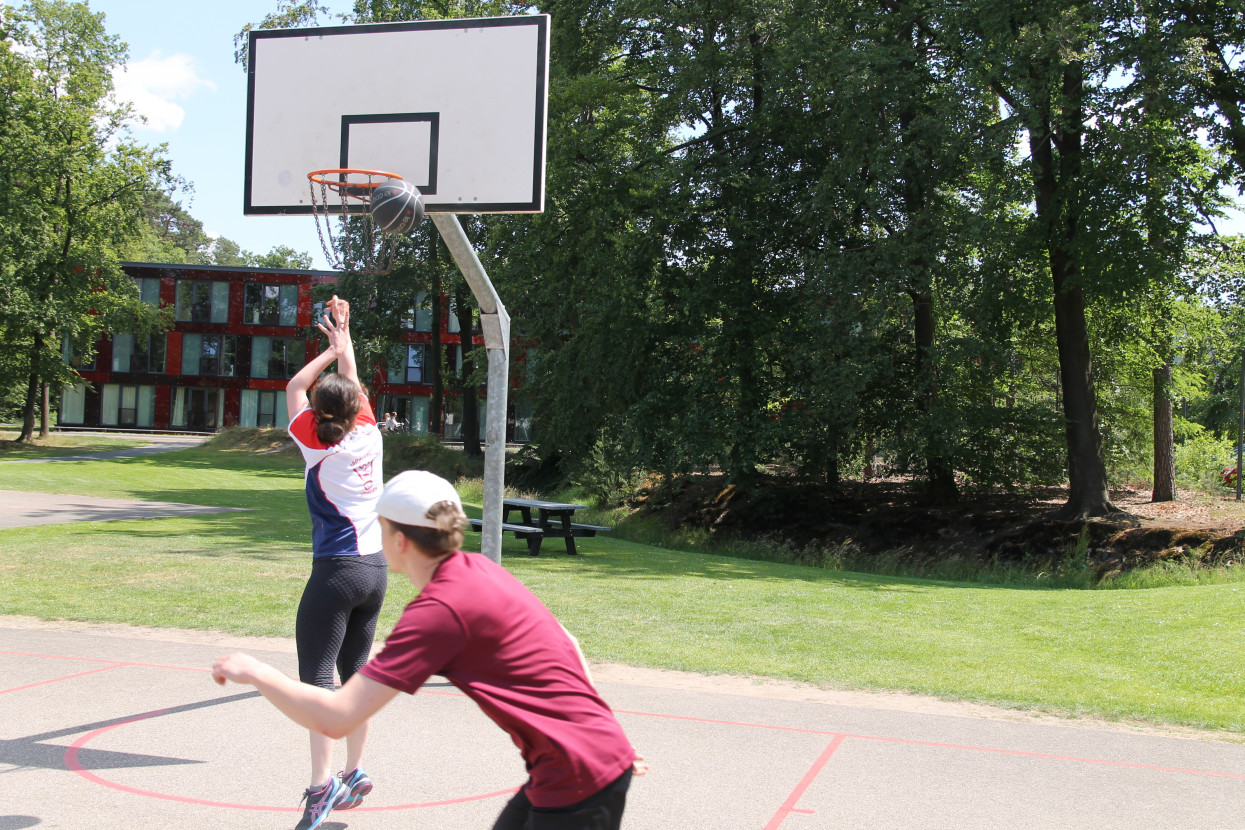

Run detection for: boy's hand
[[631, 752, 649, 776], [211, 653, 264, 686]]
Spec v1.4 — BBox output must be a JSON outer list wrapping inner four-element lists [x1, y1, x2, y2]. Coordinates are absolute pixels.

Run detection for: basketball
[[369, 179, 424, 235]]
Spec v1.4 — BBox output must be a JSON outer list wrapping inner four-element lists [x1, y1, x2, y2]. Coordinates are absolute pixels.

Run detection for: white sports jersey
[[288, 395, 383, 557]]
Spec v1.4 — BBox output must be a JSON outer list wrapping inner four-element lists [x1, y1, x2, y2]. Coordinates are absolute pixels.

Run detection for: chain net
[[307, 169, 401, 275]]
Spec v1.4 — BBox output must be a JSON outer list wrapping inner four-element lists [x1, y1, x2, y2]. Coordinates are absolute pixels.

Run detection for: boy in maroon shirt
[[213, 470, 645, 829]]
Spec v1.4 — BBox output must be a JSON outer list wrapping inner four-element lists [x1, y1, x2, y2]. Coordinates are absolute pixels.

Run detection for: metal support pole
[[431, 213, 510, 562]]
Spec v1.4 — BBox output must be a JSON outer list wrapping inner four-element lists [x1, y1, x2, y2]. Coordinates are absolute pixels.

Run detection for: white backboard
[[244, 15, 549, 215]]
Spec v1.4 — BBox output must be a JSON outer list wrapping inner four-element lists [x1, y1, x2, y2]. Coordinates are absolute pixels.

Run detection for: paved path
[[0, 434, 246, 529], [0, 490, 247, 529], [1, 622, 1242, 830], [0, 434, 208, 464]]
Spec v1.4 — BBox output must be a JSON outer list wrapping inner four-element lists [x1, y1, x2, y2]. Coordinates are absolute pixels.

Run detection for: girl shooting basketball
[[284, 295, 386, 829]]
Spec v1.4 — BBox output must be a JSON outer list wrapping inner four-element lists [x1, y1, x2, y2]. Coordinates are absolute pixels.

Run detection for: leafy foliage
[[0, 0, 174, 438], [237, 0, 1245, 510]]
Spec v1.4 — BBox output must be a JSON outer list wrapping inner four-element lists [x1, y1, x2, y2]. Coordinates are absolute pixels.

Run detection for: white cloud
[[111, 51, 216, 132]]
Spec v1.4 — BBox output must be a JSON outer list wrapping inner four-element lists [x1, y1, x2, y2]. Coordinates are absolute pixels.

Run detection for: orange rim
[[307, 168, 404, 190]]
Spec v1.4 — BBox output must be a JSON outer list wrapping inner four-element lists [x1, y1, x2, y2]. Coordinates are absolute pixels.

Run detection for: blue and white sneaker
[[294, 775, 345, 830], [335, 766, 373, 810]]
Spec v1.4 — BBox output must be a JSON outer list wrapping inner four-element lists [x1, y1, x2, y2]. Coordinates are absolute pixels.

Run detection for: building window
[[400, 293, 434, 332], [136, 277, 161, 306], [443, 399, 488, 440], [111, 333, 166, 374], [174, 280, 229, 323], [513, 401, 533, 442], [250, 336, 305, 379], [101, 384, 155, 428], [60, 384, 88, 424], [244, 283, 299, 326], [62, 337, 95, 371], [446, 297, 481, 334], [240, 389, 289, 428], [383, 396, 430, 433], [172, 387, 223, 430], [181, 333, 238, 377], [387, 344, 428, 384]]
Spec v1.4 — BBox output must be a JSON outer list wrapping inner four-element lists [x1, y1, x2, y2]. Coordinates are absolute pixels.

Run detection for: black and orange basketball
[[369, 179, 424, 235]]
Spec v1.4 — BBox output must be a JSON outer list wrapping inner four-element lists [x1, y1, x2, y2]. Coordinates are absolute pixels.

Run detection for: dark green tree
[[0, 0, 173, 441]]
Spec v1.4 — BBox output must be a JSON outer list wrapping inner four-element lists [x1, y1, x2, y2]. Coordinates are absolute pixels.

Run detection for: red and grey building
[[60, 262, 531, 439]]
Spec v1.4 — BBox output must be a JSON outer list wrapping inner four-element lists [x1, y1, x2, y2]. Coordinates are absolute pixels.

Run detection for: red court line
[[613, 708, 837, 736], [1, 664, 127, 695], [1, 649, 211, 674], [763, 735, 845, 830], [842, 732, 1245, 780], [11, 649, 1241, 790], [614, 709, 1245, 780], [64, 707, 517, 812]]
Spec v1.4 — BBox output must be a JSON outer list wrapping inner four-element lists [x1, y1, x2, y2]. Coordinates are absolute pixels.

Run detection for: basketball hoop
[[307, 168, 406, 275]]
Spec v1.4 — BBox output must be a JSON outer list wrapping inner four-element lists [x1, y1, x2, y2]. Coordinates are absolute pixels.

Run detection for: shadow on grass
[[82, 504, 310, 555], [466, 525, 949, 593]]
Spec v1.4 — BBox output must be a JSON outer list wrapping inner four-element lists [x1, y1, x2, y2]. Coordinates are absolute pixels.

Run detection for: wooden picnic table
[[502, 497, 610, 555]]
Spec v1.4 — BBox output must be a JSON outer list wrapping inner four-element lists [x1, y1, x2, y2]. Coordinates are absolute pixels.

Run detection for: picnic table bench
[[502, 498, 611, 556], [466, 517, 545, 556]]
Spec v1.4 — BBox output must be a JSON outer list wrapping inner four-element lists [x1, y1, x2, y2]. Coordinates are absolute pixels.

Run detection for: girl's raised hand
[[317, 295, 352, 352]]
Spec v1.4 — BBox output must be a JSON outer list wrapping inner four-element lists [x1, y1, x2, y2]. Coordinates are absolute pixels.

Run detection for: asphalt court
[[2, 624, 1242, 830]]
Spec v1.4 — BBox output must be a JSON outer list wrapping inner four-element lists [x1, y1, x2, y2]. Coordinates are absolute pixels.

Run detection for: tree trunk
[[895, 19, 957, 505], [18, 372, 38, 443], [824, 434, 840, 490], [17, 331, 43, 443], [1140, 39, 1177, 506], [726, 297, 761, 487], [40, 382, 50, 437], [911, 291, 958, 504], [456, 287, 481, 458], [1030, 62, 1115, 519], [722, 25, 767, 488], [1050, 283, 1113, 517], [1152, 363, 1176, 502]]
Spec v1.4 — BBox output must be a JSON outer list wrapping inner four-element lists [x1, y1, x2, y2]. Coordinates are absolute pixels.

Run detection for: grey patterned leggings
[[296, 553, 388, 690]]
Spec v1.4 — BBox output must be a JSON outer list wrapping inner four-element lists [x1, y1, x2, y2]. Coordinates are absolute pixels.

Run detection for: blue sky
[[89, 0, 355, 269]]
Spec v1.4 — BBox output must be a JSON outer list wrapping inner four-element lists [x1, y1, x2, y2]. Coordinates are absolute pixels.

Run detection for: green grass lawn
[[0, 442, 1242, 734]]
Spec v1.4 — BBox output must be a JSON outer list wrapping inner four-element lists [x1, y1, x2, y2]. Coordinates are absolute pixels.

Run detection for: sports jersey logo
[[352, 457, 377, 494]]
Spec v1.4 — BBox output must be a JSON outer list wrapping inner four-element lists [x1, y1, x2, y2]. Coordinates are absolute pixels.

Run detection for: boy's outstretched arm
[[212, 653, 398, 739]]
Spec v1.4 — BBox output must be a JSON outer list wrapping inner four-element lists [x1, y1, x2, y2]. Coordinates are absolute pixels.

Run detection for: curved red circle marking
[[65, 708, 517, 812]]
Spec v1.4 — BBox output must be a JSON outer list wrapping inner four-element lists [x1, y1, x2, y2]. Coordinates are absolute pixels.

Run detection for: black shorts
[[295, 553, 387, 690], [492, 769, 632, 830]]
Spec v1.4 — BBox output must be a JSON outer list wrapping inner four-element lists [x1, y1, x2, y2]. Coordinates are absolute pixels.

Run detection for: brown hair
[[311, 373, 361, 445], [389, 501, 468, 557]]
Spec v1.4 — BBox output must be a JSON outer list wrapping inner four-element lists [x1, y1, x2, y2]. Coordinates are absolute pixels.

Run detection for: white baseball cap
[[376, 470, 462, 528]]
